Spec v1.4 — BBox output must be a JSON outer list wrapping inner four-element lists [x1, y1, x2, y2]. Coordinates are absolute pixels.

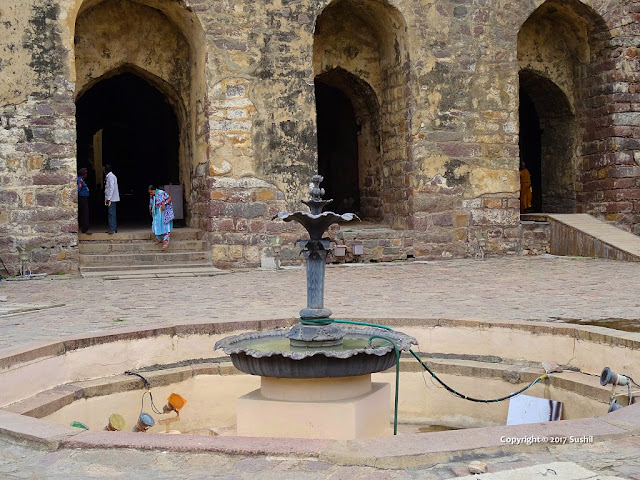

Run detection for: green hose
[[298, 317, 550, 433], [301, 317, 401, 434], [368, 335, 400, 435]]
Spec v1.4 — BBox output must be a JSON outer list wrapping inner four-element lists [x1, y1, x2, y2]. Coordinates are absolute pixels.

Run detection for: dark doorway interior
[[518, 88, 542, 213], [76, 72, 180, 227], [314, 80, 360, 214]]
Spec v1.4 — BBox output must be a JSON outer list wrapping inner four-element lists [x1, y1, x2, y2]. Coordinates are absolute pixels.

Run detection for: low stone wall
[[521, 219, 551, 256]]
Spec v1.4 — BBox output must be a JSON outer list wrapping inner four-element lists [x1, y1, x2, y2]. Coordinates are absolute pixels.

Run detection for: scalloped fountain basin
[[215, 326, 417, 378]]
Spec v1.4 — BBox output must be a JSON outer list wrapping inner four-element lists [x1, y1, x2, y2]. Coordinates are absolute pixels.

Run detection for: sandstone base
[[236, 375, 390, 440]]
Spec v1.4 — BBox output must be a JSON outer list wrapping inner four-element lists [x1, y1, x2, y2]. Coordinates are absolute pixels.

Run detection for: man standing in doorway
[[77, 167, 91, 234], [104, 164, 120, 234]]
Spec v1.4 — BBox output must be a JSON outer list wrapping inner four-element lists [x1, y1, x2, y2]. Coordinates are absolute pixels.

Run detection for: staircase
[[337, 223, 414, 262], [79, 228, 215, 277]]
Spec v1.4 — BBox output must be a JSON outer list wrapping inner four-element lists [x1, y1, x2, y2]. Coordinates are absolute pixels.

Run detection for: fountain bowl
[[214, 326, 417, 378]]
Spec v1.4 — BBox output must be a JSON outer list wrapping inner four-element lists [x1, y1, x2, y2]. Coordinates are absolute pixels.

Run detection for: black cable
[[125, 371, 164, 414], [409, 349, 548, 404], [628, 375, 640, 389], [125, 371, 151, 389]]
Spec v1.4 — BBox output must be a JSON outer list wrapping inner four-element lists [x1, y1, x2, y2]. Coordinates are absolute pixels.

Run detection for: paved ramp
[[547, 214, 640, 261]]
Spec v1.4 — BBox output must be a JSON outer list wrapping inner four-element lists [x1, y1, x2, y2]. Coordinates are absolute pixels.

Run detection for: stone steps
[[336, 224, 413, 262], [80, 266, 227, 278], [79, 228, 211, 274], [80, 250, 211, 266], [78, 228, 204, 242], [79, 240, 208, 254]]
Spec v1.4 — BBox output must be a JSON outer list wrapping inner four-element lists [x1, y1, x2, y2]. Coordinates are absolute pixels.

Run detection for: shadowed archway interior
[[518, 70, 576, 213], [315, 80, 361, 214], [76, 72, 180, 226]]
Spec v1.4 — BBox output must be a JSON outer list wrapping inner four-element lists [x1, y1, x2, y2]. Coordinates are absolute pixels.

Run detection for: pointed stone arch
[[73, 0, 207, 226], [313, 0, 411, 227], [517, 0, 610, 214]]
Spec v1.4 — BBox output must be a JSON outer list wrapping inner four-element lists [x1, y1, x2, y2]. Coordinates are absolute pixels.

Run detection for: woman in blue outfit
[[148, 185, 174, 249]]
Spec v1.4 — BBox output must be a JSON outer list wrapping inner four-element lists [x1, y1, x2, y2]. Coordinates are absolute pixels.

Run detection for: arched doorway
[[518, 70, 575, 213], [517, 0, 608, 215], [76, 71, 180, 226], [73, 0, 207, 232], [313, 0, 409, 226], [315, 80, 360, 214]]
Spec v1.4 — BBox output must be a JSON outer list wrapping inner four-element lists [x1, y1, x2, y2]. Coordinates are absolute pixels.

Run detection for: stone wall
[[192, 176, 303, 268], [579, 1, 640, 234], [0, 0, 639, 274], [0, 2, 78, 275]]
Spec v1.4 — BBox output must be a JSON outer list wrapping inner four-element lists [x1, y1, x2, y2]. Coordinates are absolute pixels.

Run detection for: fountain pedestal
[[236, 375, 390, 439]]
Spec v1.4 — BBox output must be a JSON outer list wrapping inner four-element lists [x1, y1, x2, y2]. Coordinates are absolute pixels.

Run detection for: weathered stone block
[[31, 173, 72, 186], [454, 213, 468, 227], [256, 189, 275, 201], [211, 218, 235, 232], [0, 190, 18, 205], [212, 245, 229, 261], [245, 246, 260, 263], [27, 155, 44, 170], [431, 213, 454, 227], [229, 245, 244, 259]]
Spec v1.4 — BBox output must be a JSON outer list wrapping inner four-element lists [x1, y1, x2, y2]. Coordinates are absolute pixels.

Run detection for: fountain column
[[299, 240, 331, 319]]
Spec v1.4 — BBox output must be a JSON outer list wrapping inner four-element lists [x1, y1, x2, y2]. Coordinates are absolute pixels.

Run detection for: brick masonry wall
[[579, 2, 640, 234]]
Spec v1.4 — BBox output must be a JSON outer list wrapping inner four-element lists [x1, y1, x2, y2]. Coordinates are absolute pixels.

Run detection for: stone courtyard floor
[[1, 255, 639, 478]]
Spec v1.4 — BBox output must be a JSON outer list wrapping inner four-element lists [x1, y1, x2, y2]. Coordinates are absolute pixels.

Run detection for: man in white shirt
[[104, 164, 120, 234]]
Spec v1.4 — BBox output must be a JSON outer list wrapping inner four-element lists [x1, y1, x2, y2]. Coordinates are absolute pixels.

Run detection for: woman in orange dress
[[520, 160, 532, 212]]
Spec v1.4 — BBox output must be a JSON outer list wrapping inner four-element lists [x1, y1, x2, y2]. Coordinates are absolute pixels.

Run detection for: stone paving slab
[[456, 461, 620, 479], [0, 256, 639, 477], [0, 256, 639, 352]]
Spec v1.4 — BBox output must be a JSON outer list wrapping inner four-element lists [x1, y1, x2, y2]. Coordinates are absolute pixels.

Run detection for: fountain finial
[[309, 175, 325, 200], [301, 175, 332, 215]]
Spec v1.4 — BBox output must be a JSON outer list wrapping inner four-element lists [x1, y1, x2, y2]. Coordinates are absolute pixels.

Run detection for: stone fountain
[[215, 176, 416, 439]]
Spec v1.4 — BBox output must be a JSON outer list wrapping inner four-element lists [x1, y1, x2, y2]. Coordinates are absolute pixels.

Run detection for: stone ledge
[[1, 317, 639, 372], [3, 356, 614, 420], [61, 430, 332, 455], [0, 409, 81, 449], [0, 403, 636, 467], [0, 318, 296, 370], [319, 410, 637, 468]]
